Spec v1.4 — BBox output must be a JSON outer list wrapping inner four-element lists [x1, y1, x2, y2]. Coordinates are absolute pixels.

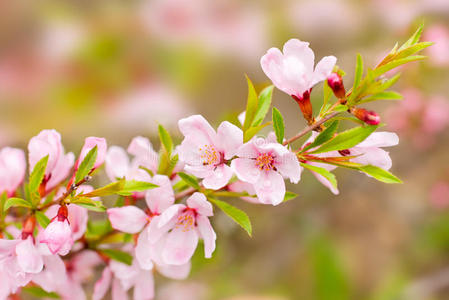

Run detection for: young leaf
[[399, 23, 424, 51], [22, 286, 60, 299], [358, 165, 402, 184], [35, 211, 51, 228], [99, 248, 133, 265], [178, 172, 201, 190], [158, 124, 173, 155], [311, 125, 378, 154], [353, 53, 363, 89], [243, 121, 271, 143], [209, 197, 252, 237], [252, 85, 274, 126], [75, 146, 98, 184], [79, 180, 125, 197], [302, 121, 339, 152], [242, 75, 259, 131], [4, 197, 32, 211], [272, 107, 285, 144], [283, 191, 299, 202], [371, 55, 426, 78], [301, 163, 338, 189], [359, 91, 402, 104], [117, 180, 158, 196], [71, 197, 106, 212], [29, 155, 49, 193]]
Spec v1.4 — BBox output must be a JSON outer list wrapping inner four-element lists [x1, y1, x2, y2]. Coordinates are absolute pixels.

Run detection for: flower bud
[[352, 108, 380, 125], [327, 73, 346, 99], [40, 205, 73, 255], [77, 137, 107, 169]]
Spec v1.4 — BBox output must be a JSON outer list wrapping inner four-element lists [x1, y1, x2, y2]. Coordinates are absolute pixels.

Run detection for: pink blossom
[[178, 115, 243, 190], [76, 137, 107, 169], [228, 180, 259, 204], [260, 39, 336, 99], [231, 137, 301, 205], [155, 192, 216, 265], [0, 147, 26, 196], [45, 202, 88, 241], [27, 129, 75, 192], [424, 24, 449, 66], [40, 206, 74, 256]]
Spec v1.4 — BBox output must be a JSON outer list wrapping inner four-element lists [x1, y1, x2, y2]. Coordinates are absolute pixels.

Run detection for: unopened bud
[[353, 108, 380, 125], [327, 73, 346, 99], [57, 204, 69, 221]]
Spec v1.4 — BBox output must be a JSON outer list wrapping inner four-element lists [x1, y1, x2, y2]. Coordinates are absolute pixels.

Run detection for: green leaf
[[79, 180, 125, 197], [209, 198, 252, 236], [117, 180, 158, 196], [252, 85, 274, 126], [283, 191, 298, 202], [22, 286, 60, 299], [242, 75, 259, 132], [85, 219, 113, 240], [371, 55, 426, 78], [272, 107, 285, 144], [354, 53, 363, 89], [311, 125, 378, 154], [399, 23, 424, 51], [35, 211, 51, 228], [243, 121, 271, 143], [359, 91, 403, 104], [139, 166, 154, 177], [178, 172, 201, 190], [71, 197, 106, 212], [75, 146, 98, 184], [4, 197, 32, 211], [29, 155, 49, 194], [99, 248, 133, 265], [358, 165, 402, 184], [301, 163, 338, 189], [158, 124, 173, 155], [302, 121, 339, 152]]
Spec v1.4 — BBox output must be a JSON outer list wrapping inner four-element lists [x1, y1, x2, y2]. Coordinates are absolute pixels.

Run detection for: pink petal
[[45, 151, 75, 191], [196, 215, 216, 258], [28, 129, 62, 175], [260, 47, 285, 90], [184, 164, 214, 178], [186, 192, 213, 217], [145, 175, 175, 214], [68, 204, 88, 241], [40, 219, 73, 256], [32, 254, 67, 292], [227, 181, 258, 203], [77, 137, 107, 169], [216, 121, 243, 159], [93, 267, 112, 300], [128, 136, 159, 172], [0, 147, 26, 196], [351, 147, 393, 171], [16, 238, 43, 273], [112, 278, 129, 300], [254, 171, 286, 206], [236, 140, 259, 158], [135, 228, 154, 270], [162, 227, 199, 265], [105, 146, 130, 181], [0, 238, 20, 256], [282, 39, 315, 73], [157, 261, 191, 280], [275, 151, 302, 183], [312, 56, 337, 86], [157, 204, 184, 228], [231, 158, 260, 184], [202, 164, 233, 190], [147, 215, 175, 244], [178, 115, 217, 147], [133, 270, 154, 300], [356, 132, 399, 148], [107, 206, 147, 234]]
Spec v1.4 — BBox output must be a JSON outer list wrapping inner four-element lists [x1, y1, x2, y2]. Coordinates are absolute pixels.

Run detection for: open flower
[[231, 137, 301, 205], [178, 115, 243, 190], [155, 192, 216, 265], [0, 147, 26, 196], [261, 39, 336, 99], [40, 205, 74, 256]]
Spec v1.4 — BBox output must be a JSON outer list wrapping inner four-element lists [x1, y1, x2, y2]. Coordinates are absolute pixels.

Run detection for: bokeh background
[[1, 0, 449, 299]]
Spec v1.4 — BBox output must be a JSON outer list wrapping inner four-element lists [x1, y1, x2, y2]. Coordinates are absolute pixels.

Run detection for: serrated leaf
[[178, 172, 200, 190], [117, 180, 158, 196], [283, 191, 298, 202], [35, 211, 51, 228], [358, 165, 402, 184], [302, 121, 339, 152], [252, 85, 274, 126], [272, 107, 285, 144], [29, 155, 49, 194], [209, 198, 252, 236], [75, 146, 98, 184], [359, 91, 402, 104], [4, 197, 32, 211], [311, 125, 378, 154], [301, 163, 338, 189], [99, 248, 133, 265], [354, 53, 363, 89], [158, 124, 173, 155], [242, 75, 258, 132], [22, 286, 60, 299]]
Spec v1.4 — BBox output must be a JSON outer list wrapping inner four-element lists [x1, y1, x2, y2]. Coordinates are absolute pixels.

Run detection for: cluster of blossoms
[[0, 26, 431, 299]]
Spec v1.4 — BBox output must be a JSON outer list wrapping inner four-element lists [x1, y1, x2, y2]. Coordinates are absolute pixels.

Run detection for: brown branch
[[283, 111, 340, 146]]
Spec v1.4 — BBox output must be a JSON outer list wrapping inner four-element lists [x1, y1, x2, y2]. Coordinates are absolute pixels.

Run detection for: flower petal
[[312, 55, 337, 86], [133, 270, 154, 300], [162, 227, 199, 265], [105, 146, 130, 181], [196, 215, 216, 258], [135, 228, 154, 271], [276, 152, 302, 183], [356, 132, 399, 148], [202, 164, 233, 190], [145, 175, 174, 214], [16, 238, 43, 273], [253, 171, 286, 206], [186, 193, 213, 217], [216, 121, 243, 159], [231, 158, 260, 184], [107, 207, 147, 234]]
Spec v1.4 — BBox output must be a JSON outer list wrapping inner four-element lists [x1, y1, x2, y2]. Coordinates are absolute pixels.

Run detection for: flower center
[[199, 144, 221, 166], [255, 153, 275, 171], [175, 210, 196, 232]]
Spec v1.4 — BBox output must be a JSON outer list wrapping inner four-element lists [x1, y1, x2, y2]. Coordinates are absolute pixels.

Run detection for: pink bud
[[40, 206, 73, 255], [77, 137, 107, 169], [28, 129, 62, 176], [327, 72, 346, 99], [353, 108, 380, 125], [0, 147, 26, 196]]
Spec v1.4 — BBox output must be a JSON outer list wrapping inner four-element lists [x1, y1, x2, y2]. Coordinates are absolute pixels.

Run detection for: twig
[[174, 187, 196, 201], [283, 111, 340, 146]]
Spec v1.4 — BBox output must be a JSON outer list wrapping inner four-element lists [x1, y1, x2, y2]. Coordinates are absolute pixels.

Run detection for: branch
[[283, 111, 340, 146]]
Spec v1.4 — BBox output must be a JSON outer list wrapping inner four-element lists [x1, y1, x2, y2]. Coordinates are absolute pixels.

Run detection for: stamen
[[199, 144, 220, 166], [255, 153, 275, 171], [175, 211, 196, 232]]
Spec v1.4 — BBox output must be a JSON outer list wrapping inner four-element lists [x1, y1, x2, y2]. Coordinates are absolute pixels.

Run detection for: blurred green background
[[1, 0, 449, 299]]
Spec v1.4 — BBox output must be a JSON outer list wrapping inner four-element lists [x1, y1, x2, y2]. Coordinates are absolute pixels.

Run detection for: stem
[[283, 111, 340, 146], [174, 187, 196, 200]]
